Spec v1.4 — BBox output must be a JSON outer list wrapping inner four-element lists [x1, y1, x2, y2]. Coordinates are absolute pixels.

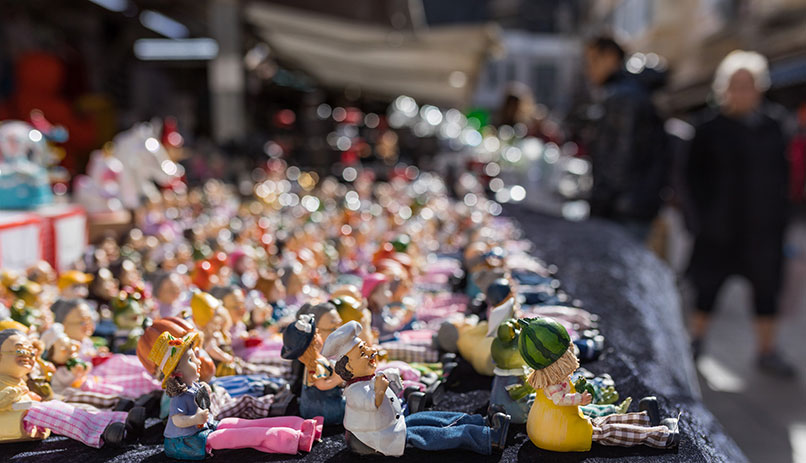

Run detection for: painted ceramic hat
[[148, 331, 200, 387], [281, 314, 316, 360]]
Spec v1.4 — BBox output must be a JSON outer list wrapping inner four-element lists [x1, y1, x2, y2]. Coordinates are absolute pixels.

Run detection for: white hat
[[321, 320, 362, 359], [40, 323, 67, 352], [486, 296, 515, 337]]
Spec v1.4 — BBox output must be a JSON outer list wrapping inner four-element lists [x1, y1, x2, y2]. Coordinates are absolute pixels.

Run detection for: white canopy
[[245, 2, 501, 107]]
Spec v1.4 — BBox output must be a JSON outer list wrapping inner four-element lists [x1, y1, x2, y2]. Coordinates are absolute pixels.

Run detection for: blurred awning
[[245, 1, 501, 107]]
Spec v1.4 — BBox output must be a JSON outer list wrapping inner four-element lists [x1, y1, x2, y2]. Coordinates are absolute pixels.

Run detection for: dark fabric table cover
[[0, 207, 746, 463]]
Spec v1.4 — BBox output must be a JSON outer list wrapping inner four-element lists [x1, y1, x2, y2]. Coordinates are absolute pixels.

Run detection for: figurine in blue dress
[[281, 314, 345, 425]]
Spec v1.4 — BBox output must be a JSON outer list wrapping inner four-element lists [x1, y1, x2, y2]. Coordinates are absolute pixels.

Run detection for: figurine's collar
[[0, 373, 26, 389], [346, 374, 375, 387]]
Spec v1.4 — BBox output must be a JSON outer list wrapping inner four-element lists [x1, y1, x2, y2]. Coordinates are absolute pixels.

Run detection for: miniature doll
[[110, 291, 146, 353], [362, 273, 413, 342], [518, 317, 680, 451], [57, 270, 93, 299], [254, 270, 289, 323], [50, 298, 162, 397], [329, 286, 374, 345], [191, 291, 282, 377], [488, 318, 533, 424], [153, 271, 186, 319], [322, 321, 511, 457], [0, 328, 146, 446], [149, 331, 322, 459], [296, 301, 342, 343], [281, 314, 345, 425]]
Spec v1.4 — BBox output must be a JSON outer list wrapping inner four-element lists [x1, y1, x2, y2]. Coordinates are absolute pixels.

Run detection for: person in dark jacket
[[686, 50, 795, 378], [584, 36, 669, 240]]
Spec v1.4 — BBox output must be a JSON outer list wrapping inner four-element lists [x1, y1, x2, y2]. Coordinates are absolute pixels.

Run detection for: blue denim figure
[[490, 374, 533, 424], [164, 427, 215, 460], [299, 383, 345, 425], [405, 411, 492, 455]]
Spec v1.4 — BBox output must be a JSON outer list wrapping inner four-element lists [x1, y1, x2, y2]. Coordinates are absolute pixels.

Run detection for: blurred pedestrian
[[583, 36, 669, 240], [685, 50, 795, 378]]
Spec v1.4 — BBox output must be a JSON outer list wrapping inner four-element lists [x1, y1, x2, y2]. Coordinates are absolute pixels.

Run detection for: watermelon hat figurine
[[518, 317, 681, 452]]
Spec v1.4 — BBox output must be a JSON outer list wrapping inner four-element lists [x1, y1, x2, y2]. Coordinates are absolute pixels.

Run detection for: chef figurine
[[322, 321, 511, 456], [149, 331, 321, 459]]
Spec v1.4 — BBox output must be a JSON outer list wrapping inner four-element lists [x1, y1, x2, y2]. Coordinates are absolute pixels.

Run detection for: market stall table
[[0, 207, 746, 462]]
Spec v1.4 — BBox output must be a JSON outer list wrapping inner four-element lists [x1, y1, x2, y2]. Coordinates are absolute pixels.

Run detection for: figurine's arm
[[312, 371, 344, 391], [0, 387, 23, 409], [171, 408, 209, 428], [374, 375, 389, 408], [545, 381, 592, 406], [204, 339, 234, 364]]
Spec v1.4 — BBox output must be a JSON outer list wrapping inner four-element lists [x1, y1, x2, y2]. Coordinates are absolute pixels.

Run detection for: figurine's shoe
[[113, 398, 135, 412], [440, 352, 457, 364], [487, 403, 506, 420], [345, 431, 381, 455], [638, 397, 660, 426], [661, 417, 680, 449], [312, 416, 324, 441], [407, 392, 427, 414], [298, 419, 316, 452], [125, 406, 147, 441], [403, 385, 421, 402], [102, 421, 126, 447], [134, 390, 164, 418], [489, 412, 511, 450]]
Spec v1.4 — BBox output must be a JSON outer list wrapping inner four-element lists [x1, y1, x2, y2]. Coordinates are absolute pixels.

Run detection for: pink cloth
[[90, 354, 162, 397], [207, 416, 322, 454], [24, 401, 127, 448]]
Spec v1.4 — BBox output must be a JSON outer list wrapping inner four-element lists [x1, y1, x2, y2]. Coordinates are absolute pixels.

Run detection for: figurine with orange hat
[[149, 331, 322, 459], [58, 270, 94, 299]]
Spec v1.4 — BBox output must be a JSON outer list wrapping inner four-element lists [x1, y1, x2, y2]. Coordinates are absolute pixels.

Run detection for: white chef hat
[[40, 323, 67, 352], [321, 320, 362, 359], [486, 296, 516, 337]]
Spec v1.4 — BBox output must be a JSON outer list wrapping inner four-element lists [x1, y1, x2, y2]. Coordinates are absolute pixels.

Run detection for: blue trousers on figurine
[[405, 411, 491, 455]]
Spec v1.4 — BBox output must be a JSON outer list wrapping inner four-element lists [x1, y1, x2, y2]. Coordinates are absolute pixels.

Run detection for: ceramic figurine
[[50, 299, 162, 397], [0, 118, 61, 209], [149, 331, 321, 459], [296, 301, 342, 343], [321, 321, 510, 456], [488, 318, 533, 424], [281, 314, 345, 425], [191, 291, 281, 377], [58, 271, 93, 299], [518, 317, 680, 451], [0, 328, 146, 446], [329, 286, 374, 345], [153, 271, 186, 319], [110, 291, 145, 354]]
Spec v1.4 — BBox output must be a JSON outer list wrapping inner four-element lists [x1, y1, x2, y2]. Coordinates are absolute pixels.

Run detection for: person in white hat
[[322, 321, 512, 456]]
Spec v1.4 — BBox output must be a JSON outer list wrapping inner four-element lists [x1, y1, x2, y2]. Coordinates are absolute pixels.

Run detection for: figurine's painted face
[[345, 340, 377, 378], [368, 282, 392, 312], [317, 310, 342, 342], [49, 335, 80, 365], [176, 348, 201, 384], [63, 303, 95, 341], [62, 283, 89, 299], [157, 274, 183, 305], [93, 269, 119, 300], [0, 334, 36, 379], [222, 289, 246, 321], [114, 302, 144, 330]]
